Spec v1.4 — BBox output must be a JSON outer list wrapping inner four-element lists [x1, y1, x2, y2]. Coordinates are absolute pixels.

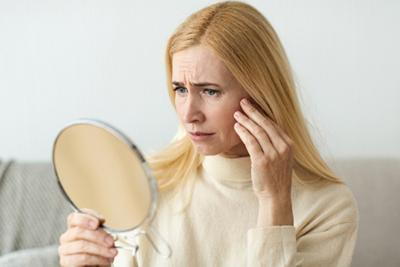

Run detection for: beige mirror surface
[[53, 123, 151, 231]]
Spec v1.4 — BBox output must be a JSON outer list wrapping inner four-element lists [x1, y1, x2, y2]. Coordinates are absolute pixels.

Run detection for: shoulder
[[292, 177, 359, 232]]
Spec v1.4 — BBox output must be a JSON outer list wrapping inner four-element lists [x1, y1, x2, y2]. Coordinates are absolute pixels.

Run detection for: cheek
[[174, 98, 184, 120], [214, 109, 240, 139]]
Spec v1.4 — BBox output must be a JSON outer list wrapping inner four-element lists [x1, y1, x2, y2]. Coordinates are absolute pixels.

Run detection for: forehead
[[172, 45, 234, 84]]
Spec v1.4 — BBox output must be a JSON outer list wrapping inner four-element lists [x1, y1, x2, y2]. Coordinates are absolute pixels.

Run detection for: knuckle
[[77, 240, 87, 252], [254, 127, 264, 137], [90, 230, 102, 244], [278, 144, 290, 154], [256, 156, 268, 167], [78, 214, 94, 229], [260, 118, 270, 127], [248, 138, 258, 147], [267, 151, 278, 161], [238, 115, 248, 123], [77, 254, 90, 263], [98, 231, 109, 244], [73, 226, 85, 237], [69, 212, 88, 227], [247, 105, 255, 112]]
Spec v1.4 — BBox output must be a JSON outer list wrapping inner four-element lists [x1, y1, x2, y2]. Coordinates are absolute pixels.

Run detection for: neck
[[201, 154, 252, 185], [219, 143, 249, 158]]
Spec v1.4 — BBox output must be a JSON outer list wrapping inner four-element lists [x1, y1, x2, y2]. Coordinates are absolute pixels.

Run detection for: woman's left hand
[[233, 98, 294, 202]]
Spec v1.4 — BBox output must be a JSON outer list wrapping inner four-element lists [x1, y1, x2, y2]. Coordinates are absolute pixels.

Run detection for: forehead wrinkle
[[172, 46, 238, 88], [173, 56, 207, 86]]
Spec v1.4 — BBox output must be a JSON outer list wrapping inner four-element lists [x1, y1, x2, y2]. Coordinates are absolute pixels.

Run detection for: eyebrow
[[172, 81, 221, 87]]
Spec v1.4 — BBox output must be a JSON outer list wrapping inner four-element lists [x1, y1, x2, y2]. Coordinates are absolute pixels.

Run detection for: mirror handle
[[143, 225, 172, 258], [113, 226, 172, 259]]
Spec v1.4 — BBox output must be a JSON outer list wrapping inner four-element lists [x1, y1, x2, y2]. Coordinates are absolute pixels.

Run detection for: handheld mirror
[[52, 119, 172, 263]]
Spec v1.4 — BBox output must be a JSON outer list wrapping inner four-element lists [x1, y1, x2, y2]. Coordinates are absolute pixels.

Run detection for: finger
[[259, 114, 294, 154], [60, 253, 113, 266], [59, 239, 118, 259], [273, 123, 294, 148], [67, 211, 103, 230], [234, 111, 276, 156], [81, 208, 106, 221], [60, 226, 115, 248], [234, 122, 264, 159], [255, 109, 293, 146], [240, 98, 289, 153]]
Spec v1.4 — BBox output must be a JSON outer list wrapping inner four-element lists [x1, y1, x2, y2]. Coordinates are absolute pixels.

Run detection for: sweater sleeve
[[246, 221, 358, 267]]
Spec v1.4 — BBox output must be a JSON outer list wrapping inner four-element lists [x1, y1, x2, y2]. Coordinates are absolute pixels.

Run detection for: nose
[[182, 94, 205, 124]]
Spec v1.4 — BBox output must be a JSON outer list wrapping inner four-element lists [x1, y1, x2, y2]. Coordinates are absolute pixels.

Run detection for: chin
[[197, 142, 248, 157], [190, 138, 245, 156], [192, 143, 223, 155], [195, 147, 222, 156]]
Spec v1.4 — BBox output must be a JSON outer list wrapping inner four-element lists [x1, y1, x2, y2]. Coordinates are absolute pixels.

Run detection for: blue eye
[[203, 89, 220, 96], [173, 87, 187, 94]]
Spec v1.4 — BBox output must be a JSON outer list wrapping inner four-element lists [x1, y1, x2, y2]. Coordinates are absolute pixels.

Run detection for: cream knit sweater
[[113, 154, 359, 267]]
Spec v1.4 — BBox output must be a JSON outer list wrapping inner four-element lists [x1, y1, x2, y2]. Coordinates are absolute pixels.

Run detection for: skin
[[172, 45, 250, 157], [59, 209, 117, 266], [58, 44, 294, 266], [173, 45, 294, 225]]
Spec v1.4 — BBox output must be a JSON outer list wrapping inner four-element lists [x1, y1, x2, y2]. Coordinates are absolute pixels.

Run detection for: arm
[[234, 99, 358, 266], [247, 220, 358, 267], [247, 189, 358, 266]]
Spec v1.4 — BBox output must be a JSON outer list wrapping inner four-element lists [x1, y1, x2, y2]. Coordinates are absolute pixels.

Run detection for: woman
[[58, 1, 358, 266]]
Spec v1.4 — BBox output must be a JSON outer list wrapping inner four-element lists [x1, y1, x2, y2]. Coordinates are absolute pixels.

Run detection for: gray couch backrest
[[0, 158, 399, 267], [330, 158, 400, 267], [0, 160, 72, 265]]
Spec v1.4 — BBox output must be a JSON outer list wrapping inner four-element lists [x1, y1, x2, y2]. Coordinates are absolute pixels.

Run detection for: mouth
[[188, 131, 215, 141], [189, 131, 214, 136]]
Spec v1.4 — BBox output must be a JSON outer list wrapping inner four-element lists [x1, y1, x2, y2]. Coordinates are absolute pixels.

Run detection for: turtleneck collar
[[201, 154, 252, 186]]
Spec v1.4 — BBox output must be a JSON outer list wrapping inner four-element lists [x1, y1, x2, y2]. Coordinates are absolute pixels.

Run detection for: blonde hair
[[148, 1, 341, 193]]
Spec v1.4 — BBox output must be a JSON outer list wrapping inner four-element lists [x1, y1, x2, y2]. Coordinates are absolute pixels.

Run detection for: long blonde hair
[[148, 1, 341, 192]]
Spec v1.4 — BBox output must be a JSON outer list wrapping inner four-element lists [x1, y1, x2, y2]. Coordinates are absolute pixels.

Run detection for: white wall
[[1, 0, 399, 161]]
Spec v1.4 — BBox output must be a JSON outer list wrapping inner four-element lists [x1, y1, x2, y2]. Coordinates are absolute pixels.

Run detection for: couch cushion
[[330, 158, 400, 267], [0, 245, 59, 266], [0, 160, 71, 256]]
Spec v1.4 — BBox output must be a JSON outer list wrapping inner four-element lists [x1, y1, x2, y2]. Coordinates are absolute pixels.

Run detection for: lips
[[189, 131, 214, 136], [188, 131, 215, 141]]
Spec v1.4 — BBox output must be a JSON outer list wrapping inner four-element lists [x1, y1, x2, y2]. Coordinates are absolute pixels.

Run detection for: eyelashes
[[202, 88, 221, 96], [173, 87, 187, 94], [173, 87, 221, 97]]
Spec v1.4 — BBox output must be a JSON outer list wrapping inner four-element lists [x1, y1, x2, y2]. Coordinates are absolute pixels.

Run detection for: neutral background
[[1, 0, 399, 161]]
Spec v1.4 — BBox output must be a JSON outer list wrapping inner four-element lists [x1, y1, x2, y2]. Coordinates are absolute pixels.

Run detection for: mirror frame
[[52, 118, 159, 233]]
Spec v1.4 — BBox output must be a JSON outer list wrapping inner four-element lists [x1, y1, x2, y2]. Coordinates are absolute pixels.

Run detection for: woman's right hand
[[58, 209, 118, 266]]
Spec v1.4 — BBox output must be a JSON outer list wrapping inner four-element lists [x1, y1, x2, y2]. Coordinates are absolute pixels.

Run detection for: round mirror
[[52, 119, 171, 261]]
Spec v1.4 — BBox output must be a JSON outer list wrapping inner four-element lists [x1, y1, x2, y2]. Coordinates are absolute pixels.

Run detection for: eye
[[173, 87, 187, 95], [203, 88, 220, 96]]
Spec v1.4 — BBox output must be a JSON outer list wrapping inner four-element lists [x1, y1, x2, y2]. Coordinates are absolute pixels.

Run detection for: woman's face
[[172, 45, 249, 157]]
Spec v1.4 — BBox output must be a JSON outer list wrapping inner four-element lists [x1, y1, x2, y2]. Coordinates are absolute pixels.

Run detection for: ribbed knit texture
[[114, 154, 358, 267]]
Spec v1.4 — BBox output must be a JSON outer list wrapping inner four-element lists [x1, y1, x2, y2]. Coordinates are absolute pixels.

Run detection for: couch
[[0, 158, 399, 267], [0, 160, 71, 266]]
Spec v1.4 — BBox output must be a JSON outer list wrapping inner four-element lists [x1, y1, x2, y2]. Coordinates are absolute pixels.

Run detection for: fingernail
[[234, 111, 241, 118], [109, 248, 118, 256], [241, 98, 248, 105]]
